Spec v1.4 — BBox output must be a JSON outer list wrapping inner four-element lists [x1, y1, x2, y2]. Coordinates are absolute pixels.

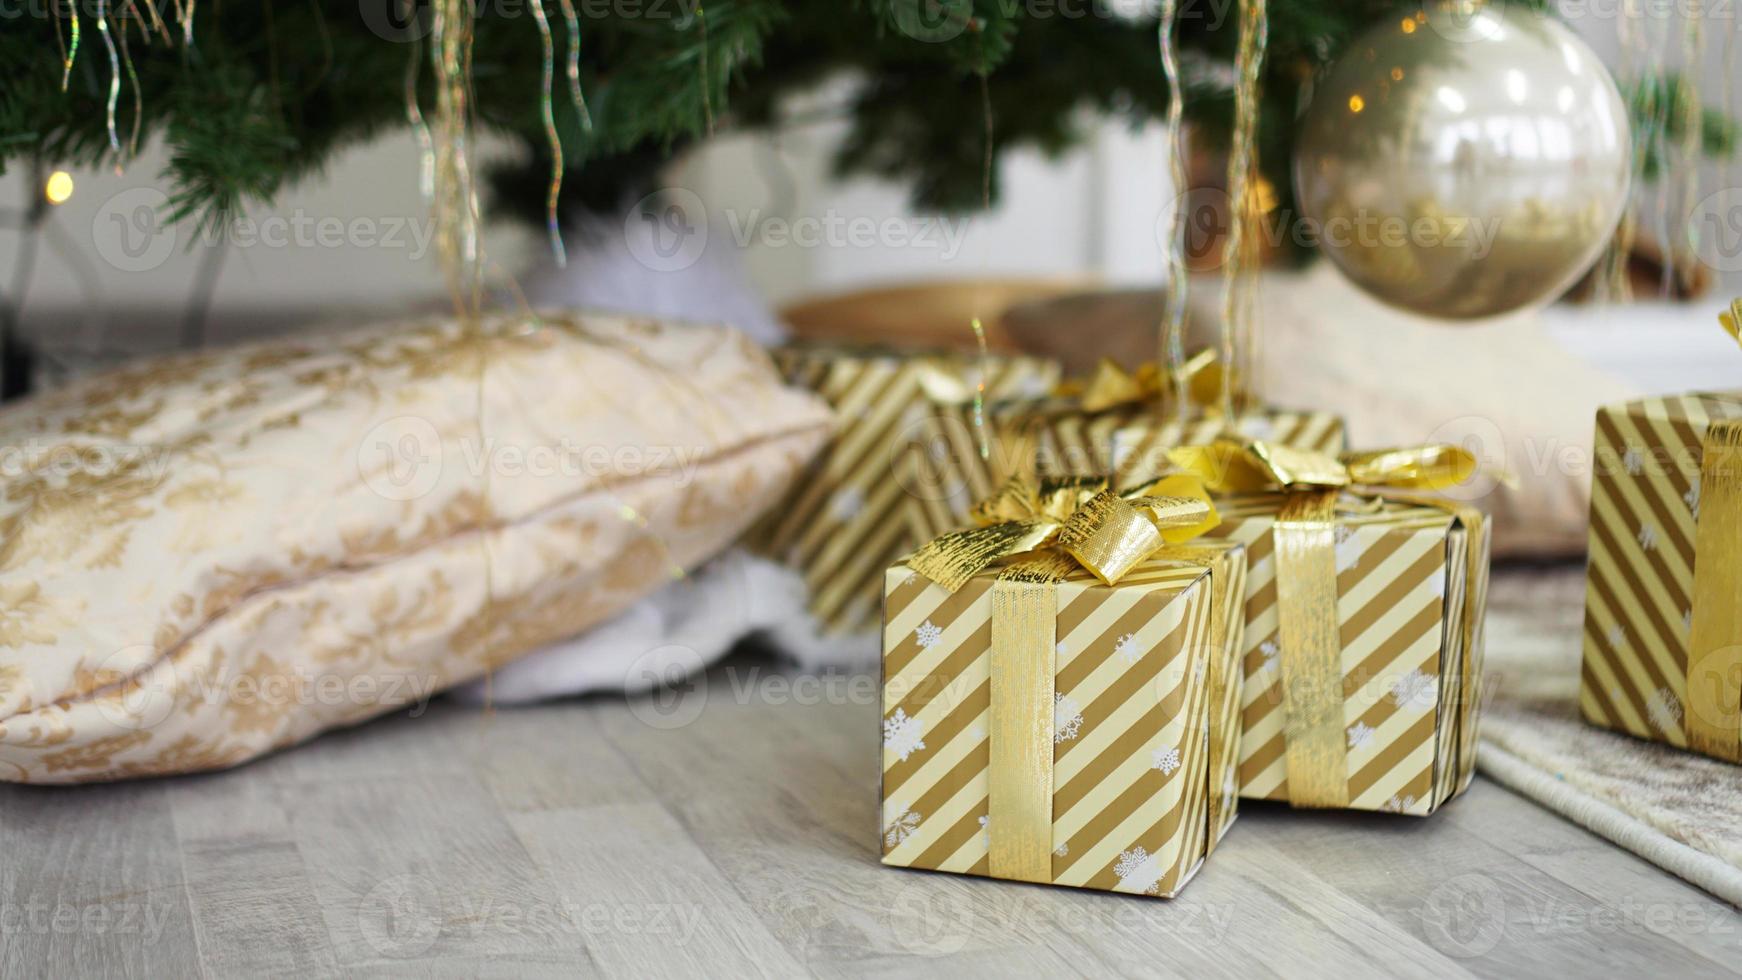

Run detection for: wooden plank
[[1444, 779, 1742, 973], [282, 766, 593, 969], [507, 802, 806, 978], [1240, 796, 1737, 975], [0, 781, 202, 978]]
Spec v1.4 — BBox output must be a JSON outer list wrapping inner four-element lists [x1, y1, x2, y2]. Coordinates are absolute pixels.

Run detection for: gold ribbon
[[907, 473, 1221, 882], [1168, 438, 1485, 808], [1062, 350, 1226, 414], [1686, 301, 1742, 761]]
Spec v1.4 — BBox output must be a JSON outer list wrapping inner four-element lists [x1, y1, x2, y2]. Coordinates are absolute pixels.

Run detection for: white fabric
[[449, 549, 876, 704]]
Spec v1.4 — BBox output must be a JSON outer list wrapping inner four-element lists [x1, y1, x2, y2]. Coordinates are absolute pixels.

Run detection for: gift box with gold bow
[[751, 345, 1060, 635], [902, 356, 1345, 549], [1169, 440, 1492, 815], [1580, 302, 1742, 763], [879, 474, 1247, 898]]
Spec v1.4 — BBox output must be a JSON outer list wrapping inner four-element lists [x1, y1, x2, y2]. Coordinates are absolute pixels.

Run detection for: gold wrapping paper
[[1583, 386, 1742, 757], [880, 542, 1247, 897], [1583, 304, 1742, 763], [1202, 493, 1489, 814], [752, 345, 1059, 635], [1166, 439, 1488, 814]]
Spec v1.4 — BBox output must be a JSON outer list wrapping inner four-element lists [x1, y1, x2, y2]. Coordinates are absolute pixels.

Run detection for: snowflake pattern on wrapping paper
[[1259, 640, 1280, 674], [1055, 639, 1068, 658], [1053, 842, 1069, 858], [830, 486, 867, 522], [915, 620, 943, 649], [1152, 745, 1181, 776], [1381, 794, 1417, 814], [1113, 847, 1163, 895], [1347, 721, 1376, 751], [1114, 633, 1141, 664], [1686, 484, 1702, 522], [1605, 623, 1626, 650], [1646, 687, 1683, 733], [1053, 693, 1084, 743], [978, 815, 989, 846], [1334, 524, 1361, 573], [1683, 609, 1694, 635], [1390, 669, 1439, 712], [1638, 524, 1660, 552], [884, 807, 921, 848], [1623, 448, 1644, 475], [883, 708, 927, 762]]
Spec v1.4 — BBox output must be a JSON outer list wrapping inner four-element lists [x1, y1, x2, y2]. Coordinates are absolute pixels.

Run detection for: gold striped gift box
[[1582, 392, 1742, 762], [1200, 494, 1490, 815], [879, 544, 1247, 898], [903, 400, 1345, 549], [750, 346, 1059, 635]]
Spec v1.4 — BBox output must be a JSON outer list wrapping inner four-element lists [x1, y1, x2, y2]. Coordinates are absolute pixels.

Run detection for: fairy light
[[44, 171, 74, 205]]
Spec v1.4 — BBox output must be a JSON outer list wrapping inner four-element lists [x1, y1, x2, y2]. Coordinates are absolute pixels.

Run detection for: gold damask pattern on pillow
[[0, 312, 833, 783]]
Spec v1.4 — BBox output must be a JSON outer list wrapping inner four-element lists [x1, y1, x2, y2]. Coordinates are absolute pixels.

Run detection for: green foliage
[[0, 0, 1729, 237]]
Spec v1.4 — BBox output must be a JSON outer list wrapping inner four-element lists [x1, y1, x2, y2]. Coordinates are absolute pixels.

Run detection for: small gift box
[[752, 345, 1060, 634], [1171, 440, 1492, 815], [903, 358, 1345, 548], [879, 475, 1246, 898], [1580, 303, 1742, 763]]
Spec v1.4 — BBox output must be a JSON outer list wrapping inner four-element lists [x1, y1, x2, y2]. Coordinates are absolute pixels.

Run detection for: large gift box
[[752, 345, 1059, 634], [902, 359, 1345, 548], [1581, 304, 1742, 761], [1173, 441, 1491, 815], [879, 475, 1246, 898]]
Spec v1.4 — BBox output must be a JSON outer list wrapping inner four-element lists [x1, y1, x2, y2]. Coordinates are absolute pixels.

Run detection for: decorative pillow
[[0, 311, 832, 783]]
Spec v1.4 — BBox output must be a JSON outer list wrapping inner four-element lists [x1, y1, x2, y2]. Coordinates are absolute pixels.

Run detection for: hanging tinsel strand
[[1157, 0, 1190, 429], [1218, 0, 1266, 419]]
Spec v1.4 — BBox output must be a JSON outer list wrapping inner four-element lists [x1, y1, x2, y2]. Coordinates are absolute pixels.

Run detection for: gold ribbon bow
[[1065, 350, 1227, 414], [1167, 438, 1485, 808], [1685, 301, 1742, 761], [905, 473, 1221, 883]]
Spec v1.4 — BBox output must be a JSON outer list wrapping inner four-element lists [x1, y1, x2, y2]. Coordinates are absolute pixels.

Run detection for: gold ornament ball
[[1292, 4, 1631, 320]]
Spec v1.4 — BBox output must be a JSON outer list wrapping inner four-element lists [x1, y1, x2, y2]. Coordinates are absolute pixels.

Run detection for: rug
[[1480, 565, 1742, 906]]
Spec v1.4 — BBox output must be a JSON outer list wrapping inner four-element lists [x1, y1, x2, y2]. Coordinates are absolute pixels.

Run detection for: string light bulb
[[44, 171, 74, 205]]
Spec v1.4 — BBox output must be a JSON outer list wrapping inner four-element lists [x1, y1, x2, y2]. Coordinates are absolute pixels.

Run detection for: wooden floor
[[2, 650, 1738, 979]]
